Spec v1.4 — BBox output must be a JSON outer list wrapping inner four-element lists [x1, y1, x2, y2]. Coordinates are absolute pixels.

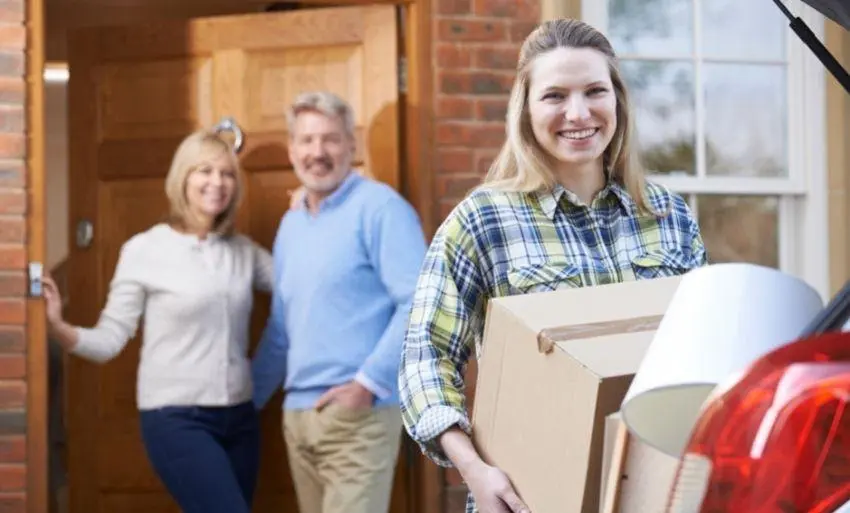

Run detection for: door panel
[[66, 6, 407, 513]]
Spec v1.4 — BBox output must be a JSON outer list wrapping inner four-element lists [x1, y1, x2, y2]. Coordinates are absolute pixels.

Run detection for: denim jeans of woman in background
[[140, 401, 260, 513]]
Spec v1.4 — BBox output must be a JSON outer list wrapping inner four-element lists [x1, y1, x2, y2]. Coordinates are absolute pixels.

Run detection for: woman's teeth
[[559, 128, 597, 140]]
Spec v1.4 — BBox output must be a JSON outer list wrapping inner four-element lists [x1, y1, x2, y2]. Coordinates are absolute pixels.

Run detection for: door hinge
[[398, 57, 407, 94]]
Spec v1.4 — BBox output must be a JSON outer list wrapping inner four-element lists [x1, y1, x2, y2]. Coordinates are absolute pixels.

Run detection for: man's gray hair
[[286, 91, 356, 139]]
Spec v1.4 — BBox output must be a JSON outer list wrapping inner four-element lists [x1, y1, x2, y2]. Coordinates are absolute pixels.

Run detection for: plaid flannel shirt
[[399, 180, 708, 513]]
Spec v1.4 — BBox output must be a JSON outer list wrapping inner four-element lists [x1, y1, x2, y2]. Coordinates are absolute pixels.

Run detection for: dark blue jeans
[[139, 401, 260, 513]]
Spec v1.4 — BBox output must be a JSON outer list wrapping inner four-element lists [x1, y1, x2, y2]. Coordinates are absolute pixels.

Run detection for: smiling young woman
[[398, 18, 709, 513]]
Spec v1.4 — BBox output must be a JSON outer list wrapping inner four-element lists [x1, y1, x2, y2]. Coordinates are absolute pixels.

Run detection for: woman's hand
[[463, 459, 530, 513], [42, 275, 64, 327], [440, 428, 531, 513], [41, 275, 79, 352], [289, 186, 306, 210]]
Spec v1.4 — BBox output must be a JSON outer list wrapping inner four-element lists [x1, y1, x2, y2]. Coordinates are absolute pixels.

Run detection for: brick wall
[[430, 0, 540, 510], [0, 0, 28, 510], [432, 0, 540, 227]]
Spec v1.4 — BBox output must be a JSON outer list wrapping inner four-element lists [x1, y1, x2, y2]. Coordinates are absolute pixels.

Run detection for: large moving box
[[471, 276, 683, 513]]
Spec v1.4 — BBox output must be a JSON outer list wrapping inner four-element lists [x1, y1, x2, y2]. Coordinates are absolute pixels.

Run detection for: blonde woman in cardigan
[[41, 129, 273, 513]]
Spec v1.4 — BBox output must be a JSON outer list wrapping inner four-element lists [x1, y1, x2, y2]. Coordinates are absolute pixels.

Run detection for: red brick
[[0, 492, 24, 513], [0, 274, 23, 297], [0, 383, 23, 409], [475, 98, 507, 122], [0, 465, 24, 491], [0, 53, 21, 78], [0, 161, 22, 188], [436, 121, 505, 147], [436, 148, 475, 174], [0, 436, 23, 463], [438, 71, 471, 95], [0, 137, 21, 160], [0, 327, 22, 353], [472, 0, 524, 17], [435, 121, 472, 146], [0, 79, 21, 104], [470, 71, 514, 95], [510, 20, 539, 43], [0, 26, 22, 51], [437, 18, 507, 43], [0, 191, 23, 215], [435, 0, 471, 15], [0, 1, 23, 23], [476, 150, 500, 174], [0, 357, 23, 379], [0, 218, 21, 243], [474, 46, 519, 70], [0, 108, 21, 134], [471, 123, 507, 147], [436, 174, 481, 198], [436, 98, 474, 120], [0, 247, 22, 271], [0, 300, 23, 324], [435, 43, 473, 68]]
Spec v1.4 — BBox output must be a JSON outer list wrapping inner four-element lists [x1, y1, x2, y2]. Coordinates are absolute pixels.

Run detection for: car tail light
[[666, 330, 850, 513]]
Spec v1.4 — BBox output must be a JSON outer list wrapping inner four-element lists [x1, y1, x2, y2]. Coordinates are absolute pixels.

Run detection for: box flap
[[491, 275, 682, 338], [557, 331, 655, 378]]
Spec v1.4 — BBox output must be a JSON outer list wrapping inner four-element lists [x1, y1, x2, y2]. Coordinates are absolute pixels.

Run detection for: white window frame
[[582, 0, 830, 301]]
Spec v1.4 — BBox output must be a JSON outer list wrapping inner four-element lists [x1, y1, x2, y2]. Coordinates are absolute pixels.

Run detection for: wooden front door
[[65, 6, 411, 513]]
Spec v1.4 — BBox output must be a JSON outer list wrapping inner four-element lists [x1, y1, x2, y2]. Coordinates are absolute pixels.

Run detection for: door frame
[[26, 0, 442, 512], [28, 0, 49, 510]]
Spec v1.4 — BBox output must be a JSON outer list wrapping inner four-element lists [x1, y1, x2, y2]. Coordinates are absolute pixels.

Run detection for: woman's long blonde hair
[[164, 130, 243, 236], [482, 18, 653, 213]]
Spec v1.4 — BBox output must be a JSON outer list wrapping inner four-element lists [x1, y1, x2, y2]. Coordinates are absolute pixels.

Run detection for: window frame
[[580, 0, 830, 300]]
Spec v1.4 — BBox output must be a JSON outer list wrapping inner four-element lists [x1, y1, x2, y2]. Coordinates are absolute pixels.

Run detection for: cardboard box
[[471, 276, 682, 513], [600, 412, 680, 513]]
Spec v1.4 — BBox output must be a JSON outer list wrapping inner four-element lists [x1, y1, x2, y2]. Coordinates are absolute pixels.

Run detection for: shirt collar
[[533, 180, 636, 220], [161, 223, 222, 248], [302, 170, 361, 211]]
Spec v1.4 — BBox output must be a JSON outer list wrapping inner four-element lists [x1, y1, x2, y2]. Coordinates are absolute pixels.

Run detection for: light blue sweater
[[251, 173, 427, 410]]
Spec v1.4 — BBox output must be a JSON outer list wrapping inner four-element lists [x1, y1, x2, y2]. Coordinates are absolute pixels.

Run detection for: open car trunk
[[771, 0, 850, 336], [773, 0, 850, 99], [800, 0, 850, 30]]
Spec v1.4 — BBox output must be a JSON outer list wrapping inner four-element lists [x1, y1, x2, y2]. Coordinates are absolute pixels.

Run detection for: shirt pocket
[[630, 248, 696, 280], [507, 263, 582, 294]]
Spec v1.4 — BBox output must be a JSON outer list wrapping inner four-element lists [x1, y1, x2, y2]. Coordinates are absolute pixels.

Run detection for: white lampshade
[[621, 263, 824, 457]]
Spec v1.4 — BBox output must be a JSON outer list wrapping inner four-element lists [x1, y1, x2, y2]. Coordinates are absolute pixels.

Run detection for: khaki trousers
[[282, 404, 403, 513]]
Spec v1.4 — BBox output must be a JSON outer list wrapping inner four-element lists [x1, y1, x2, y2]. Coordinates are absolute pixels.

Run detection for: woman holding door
[[40, 128, 272, 513]]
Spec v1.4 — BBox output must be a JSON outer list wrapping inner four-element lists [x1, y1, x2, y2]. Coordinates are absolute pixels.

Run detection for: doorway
[[41, 1, 437, 512]]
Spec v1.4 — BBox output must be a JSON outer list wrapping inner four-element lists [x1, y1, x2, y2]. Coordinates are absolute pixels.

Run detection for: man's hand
[[314, 380, 374, 411]]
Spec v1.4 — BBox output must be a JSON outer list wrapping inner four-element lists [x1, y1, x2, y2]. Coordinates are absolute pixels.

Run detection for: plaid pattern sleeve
[[399, 180, 709, 504], [398, 200, 487, 466]]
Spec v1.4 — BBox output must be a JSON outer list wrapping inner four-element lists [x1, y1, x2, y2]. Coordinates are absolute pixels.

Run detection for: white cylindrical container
[[621, 263, 824, 457]]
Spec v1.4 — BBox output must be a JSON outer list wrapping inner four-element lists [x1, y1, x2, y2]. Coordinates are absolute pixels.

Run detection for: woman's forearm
[[48, 320, 80, 353], [439, 427, 487, 476]]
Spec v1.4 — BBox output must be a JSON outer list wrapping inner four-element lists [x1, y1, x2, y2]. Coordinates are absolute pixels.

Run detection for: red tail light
[[666, 331, 850, 513]]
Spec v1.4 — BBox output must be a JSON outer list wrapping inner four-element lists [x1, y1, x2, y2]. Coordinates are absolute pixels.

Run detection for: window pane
[[621, 60, 696, 176], [696, 195, 779, 268], [607, 0, 692, 58], [703, 63, 787, 177], [701, 0, 785, 61]]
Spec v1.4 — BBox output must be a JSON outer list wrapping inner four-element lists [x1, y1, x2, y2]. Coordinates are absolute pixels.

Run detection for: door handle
[[76, 219, 93, 249], [214, 116, 245, 154]]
